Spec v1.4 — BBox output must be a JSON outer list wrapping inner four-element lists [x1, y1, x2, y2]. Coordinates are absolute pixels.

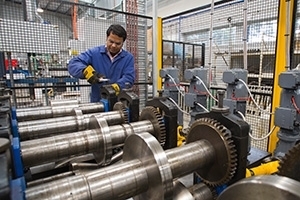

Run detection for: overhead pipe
[[242, 0, 248, 70], [285, 0, 291, 71], [208, 0, 214, 87], [72, 0, 79, 40]]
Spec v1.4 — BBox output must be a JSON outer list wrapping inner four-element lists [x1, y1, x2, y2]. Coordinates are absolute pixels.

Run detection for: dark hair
[[106, 24, 127, 41]]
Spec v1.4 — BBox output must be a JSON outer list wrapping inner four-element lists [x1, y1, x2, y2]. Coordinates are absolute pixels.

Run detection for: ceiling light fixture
[[37, 3, 44, 13]]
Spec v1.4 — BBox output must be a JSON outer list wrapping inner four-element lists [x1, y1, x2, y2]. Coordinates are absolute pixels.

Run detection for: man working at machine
[[68, 24, 135, 102]]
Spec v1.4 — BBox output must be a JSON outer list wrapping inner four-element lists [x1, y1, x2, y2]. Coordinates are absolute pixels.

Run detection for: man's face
[[106, 33, 124, 56]]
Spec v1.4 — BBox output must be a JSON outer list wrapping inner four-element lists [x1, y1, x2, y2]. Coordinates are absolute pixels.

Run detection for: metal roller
[[18, 107, 128, 141], [26, 118, 237, 200], [217, 175, 300, 200], [16, 102, 105, 122], [21, 106, 165, 168], [48, 99, 80, 107], [173, 181, 214, 200]]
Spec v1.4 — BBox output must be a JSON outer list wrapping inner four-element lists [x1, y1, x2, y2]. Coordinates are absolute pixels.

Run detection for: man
[[68, 24, 135, 102]]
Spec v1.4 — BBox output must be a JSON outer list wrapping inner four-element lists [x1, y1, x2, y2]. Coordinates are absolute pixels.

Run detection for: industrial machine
[[222, 68, 249, 117], [184, 67, 209, 124], [146, 96, 178, 149], [159, 67, 185, 127], [16, 89, 249, 200], [25, 123, 237, 200], [117, 88, 140, 122], [193, 90, 250, 186], [160, 67, 181, 103], [2, 84, 175, 199], [274, 69, 300, 158], [19, 106, 165, 170], [3, 68, 300, 199]]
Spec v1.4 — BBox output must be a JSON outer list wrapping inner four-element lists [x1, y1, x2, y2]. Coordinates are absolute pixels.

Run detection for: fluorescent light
[[37, 7, 43, 13], [37, 3, 44, 13]]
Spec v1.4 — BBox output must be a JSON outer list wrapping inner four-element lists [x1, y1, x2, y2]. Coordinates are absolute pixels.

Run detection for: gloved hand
[[111, 83, 120, 95], [83, 65, 105, 84]]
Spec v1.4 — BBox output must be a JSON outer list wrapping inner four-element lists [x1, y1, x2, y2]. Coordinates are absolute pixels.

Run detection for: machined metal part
[[123, 132, 174, 199], [189, 182, 216, 200], [18, 108, 127, 140], [217, 175, 300, 200], [187, 117, 237, 186], [113, 101, 129, 123], [173, 181, 194, 200], [16, 102, 105, 121], [173, 181, 214, 200], [26, 131, 220, 200], [0, 138, 11, 200], [21, 106, 165, 167], [26, 171, 74, 188], [139, 106, 166, 146], [48, 99, 80, 106], [277, 142, 300, 182]]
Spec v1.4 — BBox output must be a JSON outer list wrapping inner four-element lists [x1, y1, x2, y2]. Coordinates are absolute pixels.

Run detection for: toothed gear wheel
[[186, 118, 237, 187], [277, 142, 300, 182], [206, 185, 218, 200], [139, 106, 166, 146], [113, 102, 129, 123]]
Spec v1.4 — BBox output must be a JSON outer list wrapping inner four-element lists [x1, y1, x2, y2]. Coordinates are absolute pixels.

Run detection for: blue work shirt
[[68, 45, 135, 102]]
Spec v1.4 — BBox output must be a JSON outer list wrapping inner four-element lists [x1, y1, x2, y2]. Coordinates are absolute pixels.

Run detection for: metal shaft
[[16, 102, 105, 121], [18, 110, 126, 140], [21, 118, 155, 167], [26, 133, 215, 200]]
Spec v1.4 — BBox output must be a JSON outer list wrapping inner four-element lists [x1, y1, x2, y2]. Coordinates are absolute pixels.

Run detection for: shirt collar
[[105, 46, 122, 61]]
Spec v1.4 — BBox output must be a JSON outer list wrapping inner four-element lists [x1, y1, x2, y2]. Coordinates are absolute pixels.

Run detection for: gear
[[277, 142, 300, 182], [139, 106, 166, 146], [113, 102, 129, 123], [186, 118, 237, 187]]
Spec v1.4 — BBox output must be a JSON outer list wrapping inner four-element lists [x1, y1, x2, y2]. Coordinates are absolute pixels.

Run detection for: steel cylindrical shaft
[[109, 120, 154, 146], [49, 99, 79, 106], [93, 111, 126, 125], [18, 111, 125, 140], [21, 129, 103, 167], [26, 159, 148, 200], [20, 118, 147, 167], [18, 116, 76, 127], [165, 140, 215, 178], [19, 118, 84, 140], [87, 159, 148, 200], [26, 140, 215, 200], [79, 103, 105, 114], [16, 102, 104, 121]]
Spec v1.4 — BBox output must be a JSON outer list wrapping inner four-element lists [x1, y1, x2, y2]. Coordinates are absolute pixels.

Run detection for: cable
[[291, 96, 300, 113], [166, 74, 185, 96], [236, 110, 271, 140], [236, 110, 246, 121], [196, 102, 209, 112], [195, 75, 218, 102], [238, 79, 274, 115], [167, 97, 189, 115], [249, 125, 277, 141]]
